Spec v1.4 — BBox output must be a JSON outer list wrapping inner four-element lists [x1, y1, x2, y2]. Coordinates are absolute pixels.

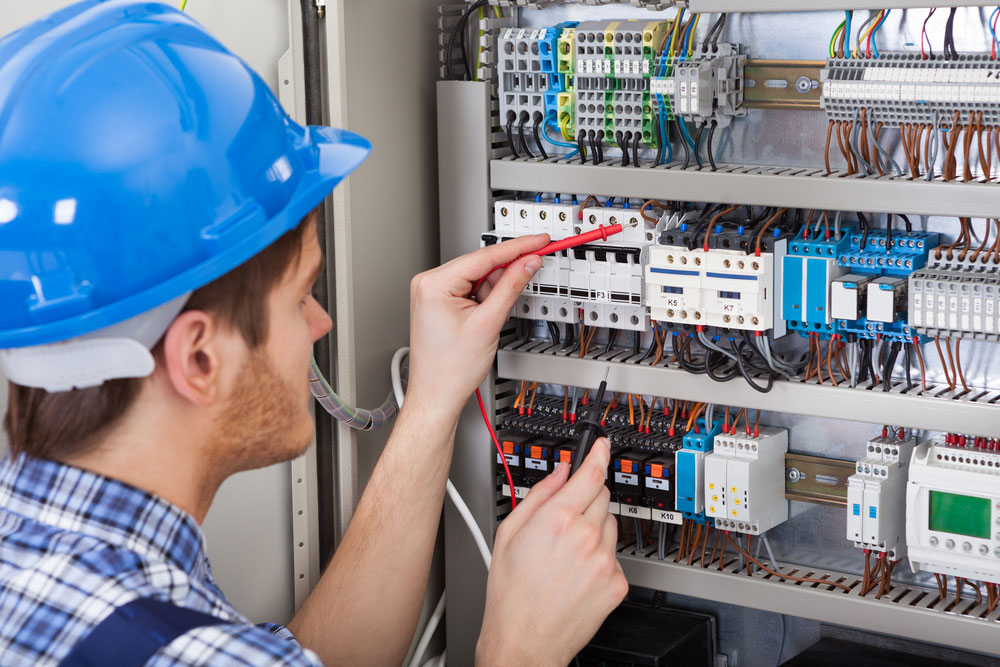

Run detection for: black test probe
[[570, 367, 610, 476]]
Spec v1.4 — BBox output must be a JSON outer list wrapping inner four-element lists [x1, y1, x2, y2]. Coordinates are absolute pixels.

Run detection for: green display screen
[[928, 491, 991, 539]]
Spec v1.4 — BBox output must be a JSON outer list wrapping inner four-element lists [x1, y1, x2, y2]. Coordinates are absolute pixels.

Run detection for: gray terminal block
[[821, 53, 1000, 128], [867, 276, 907, 324], [650, 45, 746, 128], [498, 28, 550, 127], [831, 274, 875, 322], [909, 262, 1000, 341]]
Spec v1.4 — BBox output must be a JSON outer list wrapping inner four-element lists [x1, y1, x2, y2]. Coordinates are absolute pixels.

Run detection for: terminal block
[[650, 44, 746, 127], [705, 427, 789, 535], [822, 54, 1000, 128], [647, 228, 786, 335], [675, 418, 722, 524], [498, 28, 553, 128], [847, 435, 915, 560], [909, 254, 1000, 341], [573, 20, 672, 148], [906, 437, 1000, 582]]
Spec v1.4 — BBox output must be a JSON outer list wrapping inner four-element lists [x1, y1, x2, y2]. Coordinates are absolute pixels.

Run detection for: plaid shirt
[[0, 454, 322, 666]]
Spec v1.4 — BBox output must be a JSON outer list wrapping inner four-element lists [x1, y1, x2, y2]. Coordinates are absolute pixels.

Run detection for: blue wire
[[844, 11, 852, 59], [679, 17, 696, 62], [658, 112, 671, 164], [542, 122, 580, 159], [871, 10, 889, 59]]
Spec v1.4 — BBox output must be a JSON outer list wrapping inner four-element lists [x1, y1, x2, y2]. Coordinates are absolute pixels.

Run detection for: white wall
[[0, 0, 296, 625]]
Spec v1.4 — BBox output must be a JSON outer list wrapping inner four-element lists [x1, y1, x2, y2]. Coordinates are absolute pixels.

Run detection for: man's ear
[[161, 310, 224, 407]]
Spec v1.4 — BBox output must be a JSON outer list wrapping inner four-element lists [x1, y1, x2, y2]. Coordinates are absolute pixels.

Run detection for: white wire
[[446, 480, 493, 570], [391, 346, 492, 570], [408, 590, 446, 667], [391, 347, 410, 408], [422, 652, 446, 667]]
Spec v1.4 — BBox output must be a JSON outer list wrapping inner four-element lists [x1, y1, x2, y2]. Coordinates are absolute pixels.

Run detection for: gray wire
[[634, 519, 644, 552], [926, 110, 940, 181], [865, 111, 903, 176], [760, 533, 787, 667], [849, 109, 875, 175], [850, 340, 859, 388], [755, 337, 794, 379], [697, 331, 738, 361], [658, 522, 666, 560], [834, 210, 844, 239]]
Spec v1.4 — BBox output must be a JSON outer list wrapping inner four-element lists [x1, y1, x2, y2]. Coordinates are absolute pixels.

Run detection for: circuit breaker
[[705, 427, 788, 535]]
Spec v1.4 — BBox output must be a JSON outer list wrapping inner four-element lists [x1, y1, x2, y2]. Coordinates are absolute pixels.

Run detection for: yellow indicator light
[[709, 506, 716, 513], [709, 483, 715, 489], [732, 510, 738, 517], [731, 487, 737, 493], [712, 495, 718, 502], [734, 499, 741, 505]]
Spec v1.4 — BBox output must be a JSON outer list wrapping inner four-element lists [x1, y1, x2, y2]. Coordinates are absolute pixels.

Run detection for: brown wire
[[726, 534, 852, 592], [826, 337, 839, 386], [814, 334, 826, 385], [675, 521, 688, 563], [923, 121, 933, 175], [754, 208, 789, 254], [706, 530, 722, 569], [702, 204, 742, 250], [977, 113, 989, 180], [954, 338, 970, 393], [934, 337, 954, 391], [824, 120, 835, 174], [913, 342, 928, 392], [944, 111, 961, 182], [640, 199, 668, 224], [944, 338, 960, 393], [802, 335, 817, 382], [581, 195, 600, 210], [835, 339, 850, 381], [753, 409, 761, 436], [963, 112, 976, 182]]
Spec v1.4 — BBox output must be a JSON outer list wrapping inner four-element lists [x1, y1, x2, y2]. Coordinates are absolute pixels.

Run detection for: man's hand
[[476, 439, 628, 666], [406, 234, 549, 419]]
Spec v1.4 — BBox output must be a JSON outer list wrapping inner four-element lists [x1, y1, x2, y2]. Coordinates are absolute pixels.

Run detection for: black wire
[[604, 329, 620, 355], [632, 330, 641, 356], [617, 131, 630, 167], [677, 120, 691, 169], [505, 113, 520, 158], [867, 340, 879, 389], [653, 114, 665, 167], [677, 336, 708, 375], [922, 9, 937, 61], [590, 132, 600, 166], [533, 117, 548, 160], [885, 212, 892, 254], [705, 347, 739, 382], [707, 120, 718, 171], [640, 330, 660, 362], [568, 322, 582, 356], [898, 213, 912, 232], [732, 340, 775, 393], [596, 133, 605, 164], [710, 13, 727, 50], [547, 321, 561, 347], [693, 122, 706, 169], [944, 8, 958, 59], [577, 131, 588, 164], [857, 212, 871, 251], [883, 342, 901, 392], [446, 0, 489, 81], [518, 115, 534, 159], [857, 339, 870, 384], [632, 131, 642, 168], [564, 322, 576, 350]]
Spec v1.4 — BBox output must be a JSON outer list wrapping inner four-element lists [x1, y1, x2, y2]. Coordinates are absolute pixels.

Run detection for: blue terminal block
[[837, 317, 923, 343], [675, 418, 723, 524], [538, 24, 577, 125], [838, 231, 939, 278], [783, 231, 856, 339]]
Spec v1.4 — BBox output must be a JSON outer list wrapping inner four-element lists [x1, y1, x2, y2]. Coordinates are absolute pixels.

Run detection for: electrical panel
[[440, 2, 1000, 663]]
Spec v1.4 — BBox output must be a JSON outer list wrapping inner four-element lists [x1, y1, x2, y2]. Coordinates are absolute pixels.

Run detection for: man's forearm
[[288, 394, 459, 666]]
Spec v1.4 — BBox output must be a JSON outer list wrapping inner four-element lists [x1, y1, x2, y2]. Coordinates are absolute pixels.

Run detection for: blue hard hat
[[0, 0, 371, 349]]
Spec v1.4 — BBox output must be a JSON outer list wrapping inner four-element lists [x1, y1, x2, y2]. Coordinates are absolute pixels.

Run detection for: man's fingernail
[[525, 257, 542, 275]]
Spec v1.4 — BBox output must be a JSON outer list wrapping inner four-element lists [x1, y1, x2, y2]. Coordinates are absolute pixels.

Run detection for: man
[[0, 2, 625, 666]]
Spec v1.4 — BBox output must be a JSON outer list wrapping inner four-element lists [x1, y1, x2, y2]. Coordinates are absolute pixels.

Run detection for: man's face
[[210, 220, 332, 472]]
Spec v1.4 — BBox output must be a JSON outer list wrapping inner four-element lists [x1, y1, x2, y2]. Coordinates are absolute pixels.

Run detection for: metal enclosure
[[439, 4, 1000, 665]]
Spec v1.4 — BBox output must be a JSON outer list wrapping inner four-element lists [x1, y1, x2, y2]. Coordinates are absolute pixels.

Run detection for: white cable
[[392, 346, 492, 570], [391, 347, 410, 408], [408, 590, 446, 667], [446, 480, 492, 570], [421, 652, 446, 667]]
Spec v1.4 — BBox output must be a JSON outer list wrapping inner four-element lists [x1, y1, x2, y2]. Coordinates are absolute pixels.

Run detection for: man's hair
[[3, 213, 315, 461]]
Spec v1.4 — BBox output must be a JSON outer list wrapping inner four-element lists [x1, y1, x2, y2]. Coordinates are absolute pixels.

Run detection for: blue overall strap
[[61, 597, 228, 667]]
